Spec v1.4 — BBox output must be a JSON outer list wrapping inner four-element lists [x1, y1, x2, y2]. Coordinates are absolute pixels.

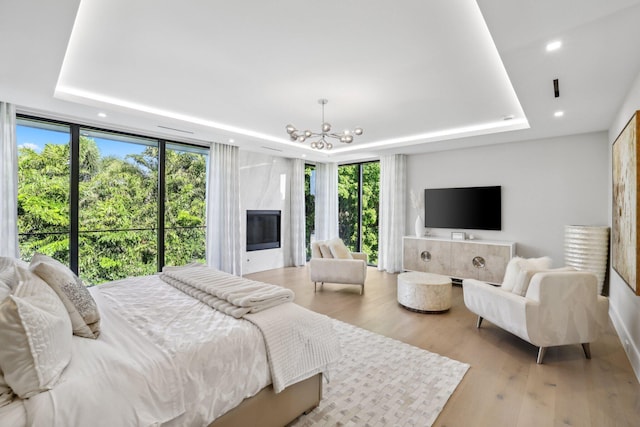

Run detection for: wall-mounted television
[[246, 210, 281, 251], [424, 186, 501, 230]]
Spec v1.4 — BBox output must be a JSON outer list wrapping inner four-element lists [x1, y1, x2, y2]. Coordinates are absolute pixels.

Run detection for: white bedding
[[6, 275, 272, 427]]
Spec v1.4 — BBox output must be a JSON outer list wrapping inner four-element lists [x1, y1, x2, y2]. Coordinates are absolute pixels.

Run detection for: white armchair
[[463, 268, 609, 364], [309, 239, 368, 295]]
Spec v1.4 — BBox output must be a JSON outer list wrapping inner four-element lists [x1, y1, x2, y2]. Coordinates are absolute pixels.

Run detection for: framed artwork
[[612, 110, 640, 295], [451, 232, 466, 241]]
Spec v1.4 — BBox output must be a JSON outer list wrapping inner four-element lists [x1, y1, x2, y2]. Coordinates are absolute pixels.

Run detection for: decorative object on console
[[611, 110, 640, 295], [285, 99, 363, 150], [410, 189, 425, 237], [564, 225, 610, 295], [451, 231, 466, 240]]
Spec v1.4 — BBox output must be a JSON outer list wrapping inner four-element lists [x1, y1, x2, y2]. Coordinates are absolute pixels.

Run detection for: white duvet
[[2, 275, 271, 427]]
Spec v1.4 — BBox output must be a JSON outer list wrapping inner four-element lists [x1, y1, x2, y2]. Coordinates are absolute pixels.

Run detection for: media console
[[402, 236, 516, 285]]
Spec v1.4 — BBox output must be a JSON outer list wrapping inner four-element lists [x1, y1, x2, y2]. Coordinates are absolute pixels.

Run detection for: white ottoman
[[397, 272, 452, 313]]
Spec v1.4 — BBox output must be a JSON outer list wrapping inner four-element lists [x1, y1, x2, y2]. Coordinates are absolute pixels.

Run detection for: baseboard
[[609, 304, 640, 384]]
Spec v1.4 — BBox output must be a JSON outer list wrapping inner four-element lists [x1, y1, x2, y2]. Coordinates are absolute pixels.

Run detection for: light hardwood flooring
[[245, 266, 640, 427]]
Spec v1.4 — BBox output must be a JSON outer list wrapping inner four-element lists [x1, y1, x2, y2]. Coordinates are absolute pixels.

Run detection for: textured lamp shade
[[564, 225, 610, 295]]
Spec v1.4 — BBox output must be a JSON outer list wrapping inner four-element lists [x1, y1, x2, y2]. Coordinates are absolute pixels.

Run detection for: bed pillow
[[30, 253, 101, 339], [0, 267, 72, 398], [0, 257, 29, 291], [328, 238, 353, 259], [0, 265, 15, 407]]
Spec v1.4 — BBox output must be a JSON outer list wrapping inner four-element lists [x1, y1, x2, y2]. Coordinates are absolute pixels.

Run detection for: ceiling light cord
[[285, 99, 363, 150]]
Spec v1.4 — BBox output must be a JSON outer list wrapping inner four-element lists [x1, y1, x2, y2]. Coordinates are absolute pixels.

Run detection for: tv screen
[[246, 210, 281, 251], [424, 186, 501, 230]]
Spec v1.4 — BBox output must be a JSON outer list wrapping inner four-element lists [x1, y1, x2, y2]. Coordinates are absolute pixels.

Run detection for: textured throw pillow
[[318, 243, 333, 258], [0, 257, 30, 291], [509, 257, 553, 296], [30, 253, 101, 339], [502, 257, 551, 295], [512, 269, 541, 296], [0, 267, 72, 398], [500, 257, 524, 292], [328, 238, 353, 259]]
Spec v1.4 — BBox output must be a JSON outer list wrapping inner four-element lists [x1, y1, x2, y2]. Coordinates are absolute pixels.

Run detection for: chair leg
[[582, 343, 592, 359], [314, 282, 317, 293], [476, 316, 483, 328], [537, 347, 547, 364], [360, 284, 364, 295]]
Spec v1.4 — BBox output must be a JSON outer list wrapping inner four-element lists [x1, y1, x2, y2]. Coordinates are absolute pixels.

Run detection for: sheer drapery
[[206, 142, 241, 275], [314, 162, 338, 241], [0, 102, 19, 258], [378, 154, 406, 273], [290, 158, 306, 266]]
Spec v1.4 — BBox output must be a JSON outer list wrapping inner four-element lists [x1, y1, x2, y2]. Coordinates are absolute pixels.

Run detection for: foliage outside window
[[304, 164, 316, 260], [16, 117, 208, 285], [338, 161, 379, 264]]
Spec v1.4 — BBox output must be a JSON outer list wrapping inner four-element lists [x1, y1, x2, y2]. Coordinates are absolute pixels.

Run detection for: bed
[[0, 256, 340, 427]]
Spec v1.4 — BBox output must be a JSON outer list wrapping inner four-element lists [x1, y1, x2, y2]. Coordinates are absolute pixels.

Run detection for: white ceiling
[[2, 0, 640, 163]]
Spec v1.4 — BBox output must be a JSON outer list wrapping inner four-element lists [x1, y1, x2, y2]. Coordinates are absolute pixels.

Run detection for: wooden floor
[[246, 266, 640, 427]]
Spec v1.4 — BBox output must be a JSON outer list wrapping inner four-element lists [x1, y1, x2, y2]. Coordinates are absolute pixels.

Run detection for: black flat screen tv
[[424, 186, 501, 230], [246, 210, 281, 251]]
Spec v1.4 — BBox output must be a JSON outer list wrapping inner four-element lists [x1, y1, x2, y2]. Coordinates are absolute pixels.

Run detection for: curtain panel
[[206, 142, 241, 275], [0, 102, 19, 258], [290, 158, 306, 266], [378, 154, 406, 273], [314, 162, 338, 241]]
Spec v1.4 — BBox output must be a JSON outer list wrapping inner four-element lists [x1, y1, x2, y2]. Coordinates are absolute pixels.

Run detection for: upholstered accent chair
[[309, 238, 368, 295], [462, 257, 609, 364]]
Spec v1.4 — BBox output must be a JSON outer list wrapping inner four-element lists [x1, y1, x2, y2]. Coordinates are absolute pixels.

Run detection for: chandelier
[[285, 99, 363, 150]]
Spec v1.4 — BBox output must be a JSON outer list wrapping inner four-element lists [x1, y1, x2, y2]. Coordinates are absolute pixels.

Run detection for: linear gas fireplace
[[246, 210, 281, 251]]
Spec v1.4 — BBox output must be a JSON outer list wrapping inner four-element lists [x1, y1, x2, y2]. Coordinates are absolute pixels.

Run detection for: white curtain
[[0, 102, 19, 258], [314, 162, 338, 241], [378, 154, 406, 273], [290, 158, 306, 266], [206, 142, 241, 275]]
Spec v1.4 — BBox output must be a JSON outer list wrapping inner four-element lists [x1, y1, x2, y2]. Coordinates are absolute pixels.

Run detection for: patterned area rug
[[292, 319, 470, 427]]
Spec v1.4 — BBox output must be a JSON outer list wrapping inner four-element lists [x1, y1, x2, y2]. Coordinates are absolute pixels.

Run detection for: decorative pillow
[[502, 256, 552, 293], [30, 253, 101, 339], [0, 257, 30, 291], [318, 243, 333, 258], [500, 257, 524, 291], [328, 238, 353, 259], [0, 267, 72, 398]]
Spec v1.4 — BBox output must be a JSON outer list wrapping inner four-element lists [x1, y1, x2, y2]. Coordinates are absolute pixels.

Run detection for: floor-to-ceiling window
[[304, 164, 316, 260], [338, 161, 379, 265], [16, 121, 71, 264], [16, 116, 208, 285]]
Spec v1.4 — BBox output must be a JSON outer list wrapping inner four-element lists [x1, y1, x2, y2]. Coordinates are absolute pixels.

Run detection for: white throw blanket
[[161, 265, 294, 318], [160, 265, 341, 393]]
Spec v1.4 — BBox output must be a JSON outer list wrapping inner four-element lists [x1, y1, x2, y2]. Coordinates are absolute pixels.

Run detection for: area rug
[[292, 319, 470, 427]]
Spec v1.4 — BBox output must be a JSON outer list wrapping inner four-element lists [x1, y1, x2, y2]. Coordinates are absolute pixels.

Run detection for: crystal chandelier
[[285, 99, 363, 150]]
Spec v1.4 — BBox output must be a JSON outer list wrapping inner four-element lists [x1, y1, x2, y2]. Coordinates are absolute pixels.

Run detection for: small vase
[[414, 216, 424, 237]]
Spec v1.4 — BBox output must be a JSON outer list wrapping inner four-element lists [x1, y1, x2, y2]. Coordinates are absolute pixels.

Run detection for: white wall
[[239, 151, 292, 275], [406, 132, 609, 267], [608, 71, 640, 382]]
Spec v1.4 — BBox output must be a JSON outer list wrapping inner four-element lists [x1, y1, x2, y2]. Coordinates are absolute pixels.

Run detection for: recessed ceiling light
[[228, 138, 235, 143], [301, 154, 307, 158], [554, 111, 564, 117], [97, 112, 107, 118], [546, 40, 562, 52]]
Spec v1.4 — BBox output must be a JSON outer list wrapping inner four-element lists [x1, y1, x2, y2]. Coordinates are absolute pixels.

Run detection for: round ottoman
[[397, 272, 452, 313]]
